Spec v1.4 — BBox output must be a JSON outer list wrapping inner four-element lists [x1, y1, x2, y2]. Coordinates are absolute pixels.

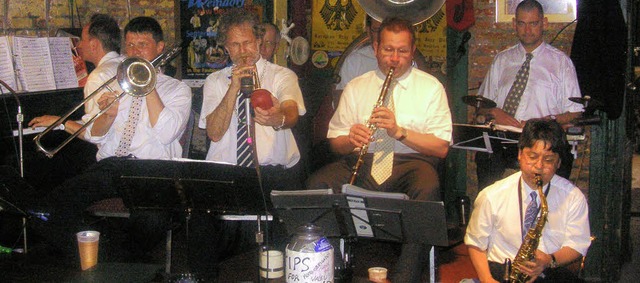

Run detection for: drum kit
[[457, 95, 603, 158]]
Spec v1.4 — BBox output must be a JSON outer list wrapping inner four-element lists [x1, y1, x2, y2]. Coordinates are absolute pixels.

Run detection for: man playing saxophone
[[465, 119, 591, 282], [306, 17, 452, 282]]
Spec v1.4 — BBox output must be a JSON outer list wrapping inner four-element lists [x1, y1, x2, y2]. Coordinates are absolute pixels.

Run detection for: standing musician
[[199, 7, 306, 189], [306, 17, 452, 282], [475, 0, 582, 190], [194, 7, 306, 279], [465, 119, 591, 282]]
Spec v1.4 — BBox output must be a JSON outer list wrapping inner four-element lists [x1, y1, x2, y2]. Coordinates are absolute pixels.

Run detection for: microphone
[[240, 76, 254, 96]]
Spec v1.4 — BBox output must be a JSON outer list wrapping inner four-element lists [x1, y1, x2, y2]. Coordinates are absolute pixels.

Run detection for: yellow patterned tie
[[371, 84, 396, 185], [502, 53, 533, 116]]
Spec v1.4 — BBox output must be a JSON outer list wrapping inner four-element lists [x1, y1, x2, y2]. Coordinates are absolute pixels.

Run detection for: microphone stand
[[0, 79, 28, 253]]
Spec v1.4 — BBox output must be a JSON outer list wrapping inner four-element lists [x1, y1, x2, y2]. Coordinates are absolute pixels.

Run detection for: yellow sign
[[415, 8, 447, 58], [311, 0, 366, 51]]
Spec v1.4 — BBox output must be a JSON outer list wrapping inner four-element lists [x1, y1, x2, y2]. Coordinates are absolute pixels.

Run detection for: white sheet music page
[[12, 37, 56, 92], [0, 36, 17, 92], [48, 37, 79, 89]]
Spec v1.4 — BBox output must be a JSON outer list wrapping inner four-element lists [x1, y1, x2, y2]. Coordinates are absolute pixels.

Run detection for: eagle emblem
[[319, 0, 357, 31]]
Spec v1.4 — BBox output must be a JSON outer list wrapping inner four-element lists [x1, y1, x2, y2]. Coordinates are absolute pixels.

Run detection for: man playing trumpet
[[306, 17, 452, 282], [195, 7, 306, 279]]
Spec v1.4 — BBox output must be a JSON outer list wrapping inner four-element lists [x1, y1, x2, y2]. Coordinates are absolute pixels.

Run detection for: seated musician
[[465, 118, 591, 282], [475, 0, 582, 190], [3, 16, 191, 262], [194, 7, 306, 279], [10, 14, 122, 188], [306, 17, 452, 283]]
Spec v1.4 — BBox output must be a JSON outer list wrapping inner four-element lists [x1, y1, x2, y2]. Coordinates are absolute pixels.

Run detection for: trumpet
[[34, 45, 182, 158], [349, 67, 395, 185]]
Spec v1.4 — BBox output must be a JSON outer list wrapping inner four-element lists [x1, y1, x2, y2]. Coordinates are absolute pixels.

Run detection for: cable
[[549, 19, 577, 46]]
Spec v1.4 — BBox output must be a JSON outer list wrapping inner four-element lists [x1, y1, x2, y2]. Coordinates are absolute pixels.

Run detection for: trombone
[[34, 45, 182, 158]]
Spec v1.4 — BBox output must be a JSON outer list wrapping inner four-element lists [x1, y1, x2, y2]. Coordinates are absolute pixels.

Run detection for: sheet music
[[0, 36, 17, 92], [12, 37, 56, 91], [48, 37, 79, 89]]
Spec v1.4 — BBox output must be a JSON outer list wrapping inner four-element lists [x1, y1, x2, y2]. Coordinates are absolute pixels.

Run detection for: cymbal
[[461, 95, 497, 109]]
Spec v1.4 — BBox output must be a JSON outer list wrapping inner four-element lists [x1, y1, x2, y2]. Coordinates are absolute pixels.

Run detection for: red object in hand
[[250, 89, 273, 109]]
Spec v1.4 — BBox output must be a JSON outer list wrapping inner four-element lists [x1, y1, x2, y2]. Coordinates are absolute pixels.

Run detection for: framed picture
[[496, 0, 577, 23]]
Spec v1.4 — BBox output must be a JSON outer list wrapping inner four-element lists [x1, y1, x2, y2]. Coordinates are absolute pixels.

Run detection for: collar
[[375, 67, 413, 90], [98, 51, 122, 66], [517, 41, 546, 58]]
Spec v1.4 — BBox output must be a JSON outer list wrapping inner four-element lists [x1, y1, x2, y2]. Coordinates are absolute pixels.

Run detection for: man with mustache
[[195, 7, 306, 279]]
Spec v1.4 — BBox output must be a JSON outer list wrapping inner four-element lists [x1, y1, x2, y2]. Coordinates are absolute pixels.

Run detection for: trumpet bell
[[117, 57, 157, 97]]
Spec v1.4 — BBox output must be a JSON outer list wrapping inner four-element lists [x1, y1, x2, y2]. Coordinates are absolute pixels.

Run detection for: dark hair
[[124, 16, 164, 43], [88, 14, 121, 53], [518, 118, 567, 154], [378, 17, 415, 46], [216, 8, 263, 47], [516, 0, 544, 17]]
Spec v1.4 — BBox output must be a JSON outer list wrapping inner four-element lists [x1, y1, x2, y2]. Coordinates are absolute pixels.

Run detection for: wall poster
[[178, 0, 267, 86]]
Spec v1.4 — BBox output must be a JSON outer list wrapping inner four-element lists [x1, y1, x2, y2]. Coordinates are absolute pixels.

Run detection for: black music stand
[[271, 188, 448, 281], [451, 123, 520, 153], [115, 159, 269, 277]]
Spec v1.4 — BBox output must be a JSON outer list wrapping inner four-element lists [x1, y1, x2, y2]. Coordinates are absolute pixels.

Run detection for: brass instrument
[[34, 46, 182, 158], [349, 67, 395, 185], [509, 173, 548, 282]]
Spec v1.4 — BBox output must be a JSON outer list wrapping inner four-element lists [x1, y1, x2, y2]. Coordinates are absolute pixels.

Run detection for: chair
[[85, 110, 196, 273]]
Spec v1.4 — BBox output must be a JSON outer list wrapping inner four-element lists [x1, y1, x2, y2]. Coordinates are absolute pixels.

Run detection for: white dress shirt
[[81, 51, 124, 123], [329, 67, 452, 153], [336, 45, 378, 90], [199, 58, 306, 168], [478, 42, 583, 121], [84, 73, 192, 161], [464, 172, 591, 263]]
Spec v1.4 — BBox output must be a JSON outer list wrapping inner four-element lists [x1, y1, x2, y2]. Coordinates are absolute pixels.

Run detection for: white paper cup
[[76, 231, 100, 270], [368, 266, 388, 282], [260, 250, 284, 279]]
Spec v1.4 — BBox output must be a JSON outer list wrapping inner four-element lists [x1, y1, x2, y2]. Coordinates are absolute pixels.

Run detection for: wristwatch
[[549, 254, 558, 269], [396, 127, 407, 141]]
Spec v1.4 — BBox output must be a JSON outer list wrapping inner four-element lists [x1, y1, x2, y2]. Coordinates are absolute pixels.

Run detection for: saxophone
[[509, 173, 548, 283], [349, 67, 395, 185]]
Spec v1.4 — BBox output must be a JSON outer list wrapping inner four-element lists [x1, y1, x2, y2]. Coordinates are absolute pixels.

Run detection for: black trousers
[[187, 163, 302, 278]]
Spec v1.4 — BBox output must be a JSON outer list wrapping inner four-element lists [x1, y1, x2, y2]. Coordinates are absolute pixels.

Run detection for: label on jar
[[285, 246, 334, 283]]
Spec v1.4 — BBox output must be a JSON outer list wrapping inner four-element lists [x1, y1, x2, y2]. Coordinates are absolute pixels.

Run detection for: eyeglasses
[[125, 41, 152, 50], [522, 152, 559, 167], [380, 47, 411, 57]]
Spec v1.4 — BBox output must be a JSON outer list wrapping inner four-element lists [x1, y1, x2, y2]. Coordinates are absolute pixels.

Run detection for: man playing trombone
[[8, 17, 191, 262], [306, 17, 452, 282]]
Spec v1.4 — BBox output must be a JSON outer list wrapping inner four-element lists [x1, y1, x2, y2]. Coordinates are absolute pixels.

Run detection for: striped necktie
[[236, 91, 253, 167], [502, 53, 533, 116], [115, 96, 143, 157], [522, 191, 538, 238]]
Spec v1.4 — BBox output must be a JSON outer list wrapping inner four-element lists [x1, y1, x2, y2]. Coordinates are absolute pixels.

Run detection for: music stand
[[271, 188, 448, 281], [451, 123, 520, 153], [115, 158, 270, 276]]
